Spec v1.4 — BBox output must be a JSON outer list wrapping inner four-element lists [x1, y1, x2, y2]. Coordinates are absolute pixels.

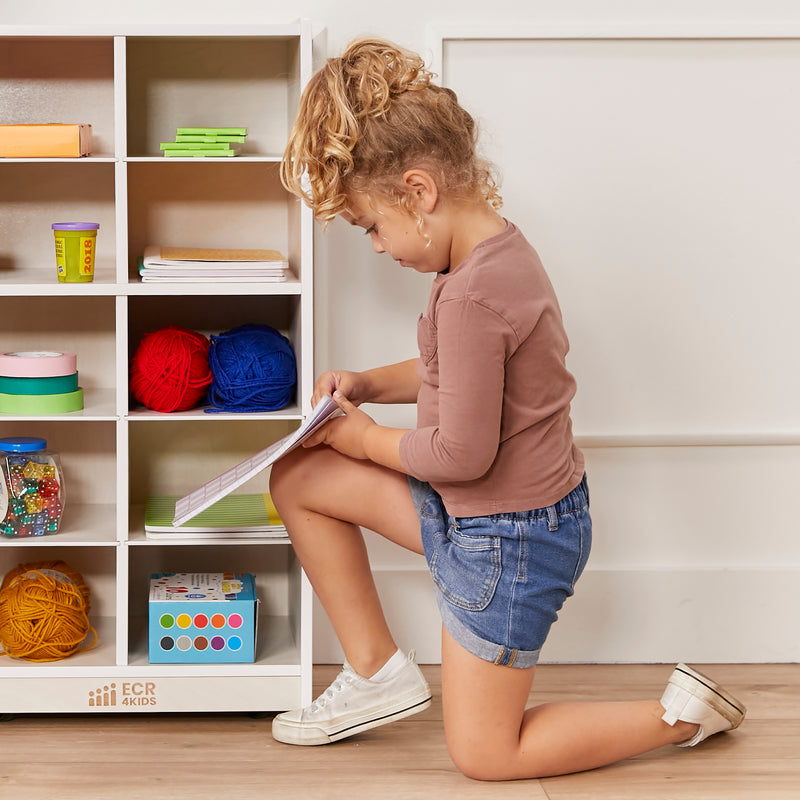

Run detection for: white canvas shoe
[[660, 663, 746, 747], [272, 652, 432, 746]]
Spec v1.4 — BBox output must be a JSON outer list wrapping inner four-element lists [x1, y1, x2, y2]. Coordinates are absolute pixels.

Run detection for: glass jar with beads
[[0, 437, 65, 537]]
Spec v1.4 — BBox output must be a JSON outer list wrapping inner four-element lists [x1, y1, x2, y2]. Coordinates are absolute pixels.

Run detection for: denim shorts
[[409, 474, 591, 668]]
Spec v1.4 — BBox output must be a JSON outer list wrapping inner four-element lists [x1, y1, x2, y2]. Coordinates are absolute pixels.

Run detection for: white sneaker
[[660, 663, 746, 747], [272, 652, 432, 746]]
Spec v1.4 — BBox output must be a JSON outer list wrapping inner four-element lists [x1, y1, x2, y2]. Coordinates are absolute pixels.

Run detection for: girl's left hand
[[302, 390, 376, 460]]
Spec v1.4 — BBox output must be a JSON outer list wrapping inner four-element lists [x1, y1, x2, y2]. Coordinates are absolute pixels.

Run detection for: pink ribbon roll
[[0, 351, 78, 378]]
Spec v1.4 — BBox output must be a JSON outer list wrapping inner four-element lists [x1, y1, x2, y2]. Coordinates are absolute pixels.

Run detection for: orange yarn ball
[[130, 325, 213, 412], [0, 560, 97, 662]]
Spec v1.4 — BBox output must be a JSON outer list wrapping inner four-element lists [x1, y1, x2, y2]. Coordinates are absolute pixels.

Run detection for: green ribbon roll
[[0, 373, 79, 396], [0, 388, 84, 414]]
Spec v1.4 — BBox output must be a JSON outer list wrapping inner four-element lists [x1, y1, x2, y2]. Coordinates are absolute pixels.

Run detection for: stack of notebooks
[[160, 126, 247, 158], [139, 246, 289, 283], [145, 493, 287, 540]]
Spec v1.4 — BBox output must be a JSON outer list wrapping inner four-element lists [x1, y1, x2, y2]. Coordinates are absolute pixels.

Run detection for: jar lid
[[0, 436, 47, 453], [51, 222, 100, 231]]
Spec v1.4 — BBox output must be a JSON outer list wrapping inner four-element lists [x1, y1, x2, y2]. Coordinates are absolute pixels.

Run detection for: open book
[[172, 395, 341, 527]]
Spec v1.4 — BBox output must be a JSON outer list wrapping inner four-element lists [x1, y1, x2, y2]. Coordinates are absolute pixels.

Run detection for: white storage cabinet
[[0, 23, 315, 714]]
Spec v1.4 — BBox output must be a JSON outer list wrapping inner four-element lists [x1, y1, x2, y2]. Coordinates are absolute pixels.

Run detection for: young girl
[[270, 37, 745, 780]]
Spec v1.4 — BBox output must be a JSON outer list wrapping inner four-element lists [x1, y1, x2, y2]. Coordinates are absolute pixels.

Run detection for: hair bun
[[340, 38, 432, 119]]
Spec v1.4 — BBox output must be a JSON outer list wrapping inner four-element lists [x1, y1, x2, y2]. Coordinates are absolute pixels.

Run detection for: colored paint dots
[[156, 612, 250, 654]]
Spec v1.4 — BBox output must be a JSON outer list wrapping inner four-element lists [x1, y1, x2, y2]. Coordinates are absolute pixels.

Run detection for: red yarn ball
[[130, 325, 213, 412]]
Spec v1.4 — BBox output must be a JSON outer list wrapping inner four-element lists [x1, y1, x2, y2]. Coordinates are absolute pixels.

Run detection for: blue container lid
[[51, 223, 100, 231], [0, 436, 47, 453]]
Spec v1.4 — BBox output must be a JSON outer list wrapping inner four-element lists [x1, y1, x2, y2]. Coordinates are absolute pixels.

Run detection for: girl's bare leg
[[269, 444, 423, 678], [273, 446, 710, 773], [441, 627, 699, 781]]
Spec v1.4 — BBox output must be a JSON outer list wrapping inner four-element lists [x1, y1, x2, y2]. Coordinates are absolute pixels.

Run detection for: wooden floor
[[0, 664, 796, 799]]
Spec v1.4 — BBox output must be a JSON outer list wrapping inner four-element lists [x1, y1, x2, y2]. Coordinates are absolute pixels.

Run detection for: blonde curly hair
[[281, 37, 501, 223]]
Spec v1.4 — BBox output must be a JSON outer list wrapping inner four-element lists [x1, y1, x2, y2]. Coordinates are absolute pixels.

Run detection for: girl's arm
[[305, 360, 420, 473], [312, 392, 407, 471], [312, 358, 421, 406], [301, 390, 407, 472], [360, 359, 421, 403]]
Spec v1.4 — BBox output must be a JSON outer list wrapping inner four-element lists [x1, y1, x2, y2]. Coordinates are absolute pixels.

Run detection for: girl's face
[[341, 193, 450, 274]]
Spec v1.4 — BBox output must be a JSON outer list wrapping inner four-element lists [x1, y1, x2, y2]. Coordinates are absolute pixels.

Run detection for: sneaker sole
[[272, 693, 432, 746], [670, 663, 746, 729]]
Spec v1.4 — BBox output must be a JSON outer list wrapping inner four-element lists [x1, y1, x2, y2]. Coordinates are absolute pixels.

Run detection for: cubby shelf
[[0, 22, 315, 714]]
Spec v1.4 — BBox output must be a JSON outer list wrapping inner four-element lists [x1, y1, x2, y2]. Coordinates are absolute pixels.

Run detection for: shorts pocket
[[429, 525, 501, 611], [568, 506, 592, 588]]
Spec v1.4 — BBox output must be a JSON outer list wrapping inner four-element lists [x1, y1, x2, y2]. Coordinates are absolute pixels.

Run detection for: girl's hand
[[303, 390, 376, 460], [311, 370, 370, 408]]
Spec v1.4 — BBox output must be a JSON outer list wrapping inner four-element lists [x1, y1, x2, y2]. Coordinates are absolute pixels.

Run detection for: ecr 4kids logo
[[88, 681, 157, 708]]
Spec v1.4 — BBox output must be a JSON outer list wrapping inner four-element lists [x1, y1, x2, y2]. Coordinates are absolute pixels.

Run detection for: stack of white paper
[[139, 245, 290, 283]]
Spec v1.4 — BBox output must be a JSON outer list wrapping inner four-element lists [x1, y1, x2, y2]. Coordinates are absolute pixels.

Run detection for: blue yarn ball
[[206, 323, 297, 413]]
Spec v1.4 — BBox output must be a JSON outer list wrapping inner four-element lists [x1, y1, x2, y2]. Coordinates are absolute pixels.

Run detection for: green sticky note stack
[[160, 127, 247, 157]]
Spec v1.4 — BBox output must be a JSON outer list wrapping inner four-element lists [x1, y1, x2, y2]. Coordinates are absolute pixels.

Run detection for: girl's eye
[[364, 225, 377, 236]]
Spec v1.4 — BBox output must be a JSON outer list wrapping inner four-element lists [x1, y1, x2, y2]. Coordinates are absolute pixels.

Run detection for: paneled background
[[4, 2, 797, 664]]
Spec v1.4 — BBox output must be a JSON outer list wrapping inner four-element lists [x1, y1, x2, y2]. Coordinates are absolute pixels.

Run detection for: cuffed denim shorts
[[409, 474, 591, 668]]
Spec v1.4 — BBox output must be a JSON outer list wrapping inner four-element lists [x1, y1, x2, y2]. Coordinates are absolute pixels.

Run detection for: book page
[[172, 395, 341, 527]]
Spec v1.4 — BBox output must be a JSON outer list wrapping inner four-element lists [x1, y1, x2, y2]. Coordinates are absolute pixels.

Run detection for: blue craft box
[[148, 572, 258, 663]]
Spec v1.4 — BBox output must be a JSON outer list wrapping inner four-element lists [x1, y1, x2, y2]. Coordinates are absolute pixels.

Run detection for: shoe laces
[[308, 666, 356, 713]]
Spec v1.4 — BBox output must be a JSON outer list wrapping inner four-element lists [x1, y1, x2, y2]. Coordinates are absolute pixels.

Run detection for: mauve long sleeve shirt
[[399, 221, 584, 517]]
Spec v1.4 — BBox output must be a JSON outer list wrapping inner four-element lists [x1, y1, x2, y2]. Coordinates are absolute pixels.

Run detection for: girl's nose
[[371, 235, 386, 254]]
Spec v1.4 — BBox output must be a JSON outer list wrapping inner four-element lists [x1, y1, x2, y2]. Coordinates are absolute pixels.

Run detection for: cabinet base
[[0, 674, 301, 714]]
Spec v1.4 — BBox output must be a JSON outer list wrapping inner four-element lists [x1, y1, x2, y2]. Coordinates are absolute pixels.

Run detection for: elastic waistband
[[551, 473, 589, 515], [489, 474, 589, 521]]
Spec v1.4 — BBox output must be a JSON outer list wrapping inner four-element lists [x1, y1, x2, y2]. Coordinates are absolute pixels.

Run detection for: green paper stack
[[160, 127, 247, 157]]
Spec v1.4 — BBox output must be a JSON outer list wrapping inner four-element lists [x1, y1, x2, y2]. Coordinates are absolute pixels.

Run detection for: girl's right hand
[[312, 370, 370, 408]]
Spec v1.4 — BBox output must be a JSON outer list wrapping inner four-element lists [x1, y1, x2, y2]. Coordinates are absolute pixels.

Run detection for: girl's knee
[[449, 750, 511, 782], [268, 447, 313, 507], [447, 736, 524, 782], [268, 451, 292, 500]]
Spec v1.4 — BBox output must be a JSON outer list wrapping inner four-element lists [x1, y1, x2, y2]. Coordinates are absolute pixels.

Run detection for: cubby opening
[[0, 162, 117, 284], [125, 36, 301, 158], [125, 161, 294, 279], [127, 417, 296, 513], [0, 36, 115, 156], [126, 543, 303, 667], [127, 293, 303, 416], [0, 542, 117, 669], [0, 295, 117, 415]]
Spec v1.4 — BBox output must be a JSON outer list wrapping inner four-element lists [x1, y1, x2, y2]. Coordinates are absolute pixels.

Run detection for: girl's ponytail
[[282, 38, 500, 222]]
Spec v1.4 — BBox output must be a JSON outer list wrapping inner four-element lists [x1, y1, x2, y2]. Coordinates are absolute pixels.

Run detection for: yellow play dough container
[[52, 222, 99, 283]]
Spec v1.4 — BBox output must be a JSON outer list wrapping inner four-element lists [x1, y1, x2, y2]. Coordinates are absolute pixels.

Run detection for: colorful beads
[[1, 454, 63, 537]]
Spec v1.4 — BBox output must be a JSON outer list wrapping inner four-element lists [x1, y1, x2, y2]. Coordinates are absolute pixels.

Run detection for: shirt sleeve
[[400, 296, 518, 483]]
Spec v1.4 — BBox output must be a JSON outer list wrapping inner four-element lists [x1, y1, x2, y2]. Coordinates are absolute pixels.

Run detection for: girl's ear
[[402, 169, 439, 214]]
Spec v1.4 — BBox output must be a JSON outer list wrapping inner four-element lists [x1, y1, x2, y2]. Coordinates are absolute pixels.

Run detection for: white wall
[[6, 0, 798, 664]]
